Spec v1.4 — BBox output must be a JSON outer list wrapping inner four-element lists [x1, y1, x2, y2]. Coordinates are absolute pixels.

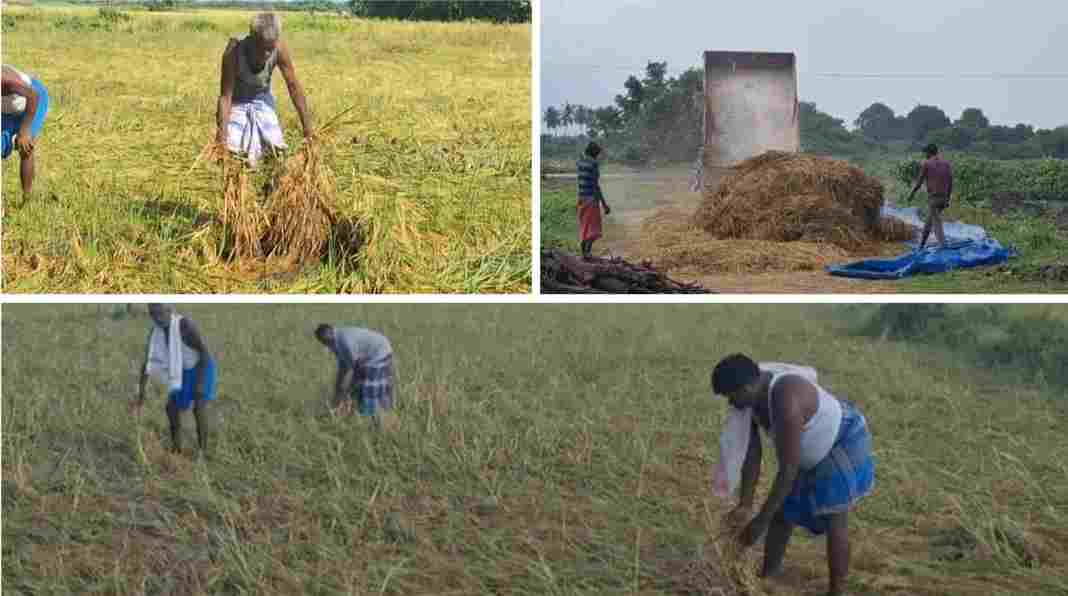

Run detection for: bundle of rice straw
[[194, 141, 268, 260], [696, 152, 888, 250], [263, 106, 361, 266], [262, 138, 340, 265]]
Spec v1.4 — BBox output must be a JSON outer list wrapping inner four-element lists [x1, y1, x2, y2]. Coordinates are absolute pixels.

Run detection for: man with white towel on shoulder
[[710, 355, 875, 596], [132, 304, 218, 455]]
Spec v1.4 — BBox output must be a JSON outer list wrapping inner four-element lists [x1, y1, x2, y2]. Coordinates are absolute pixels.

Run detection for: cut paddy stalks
[[197, 105, 364, 266], [682, 504, 767, 596]]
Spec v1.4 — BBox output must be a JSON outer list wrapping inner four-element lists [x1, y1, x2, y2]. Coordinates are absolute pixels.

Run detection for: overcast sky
[[541, 0, 1068, 130]]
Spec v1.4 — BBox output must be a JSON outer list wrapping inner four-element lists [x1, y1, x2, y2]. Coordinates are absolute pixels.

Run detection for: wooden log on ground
[[541, 249, 714, 294]]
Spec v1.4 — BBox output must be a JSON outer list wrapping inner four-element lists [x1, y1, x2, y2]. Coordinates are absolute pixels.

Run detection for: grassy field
[[541, 155, 1067, 293], [1, 7, 531, 293], [4, 304, 1067, 595]]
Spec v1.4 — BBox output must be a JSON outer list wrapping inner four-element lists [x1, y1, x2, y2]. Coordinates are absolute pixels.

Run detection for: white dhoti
[[226, 93, 286, 167]]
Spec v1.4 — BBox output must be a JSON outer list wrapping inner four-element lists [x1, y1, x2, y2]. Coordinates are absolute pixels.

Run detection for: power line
[[541, 62, 1068, 80]]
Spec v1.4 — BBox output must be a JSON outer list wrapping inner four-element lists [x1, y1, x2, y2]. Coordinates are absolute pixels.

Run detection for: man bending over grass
[[314, 324, 395, 424], [2, 64, 50, 199], [133, 304, 217, 455], [711, 354, 875, 596], [216, 13, 314, 167]]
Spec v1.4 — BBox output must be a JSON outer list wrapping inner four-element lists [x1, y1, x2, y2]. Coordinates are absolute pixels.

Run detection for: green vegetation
[[894, 155, 1068, 203], [3, 304, 1067, 594], [2, 7, 531, 293], [539, 181, 578, 252], [351, 1, 531, 24]]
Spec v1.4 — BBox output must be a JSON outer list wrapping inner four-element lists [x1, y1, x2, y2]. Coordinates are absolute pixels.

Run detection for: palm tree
[[544, 106, 561, 137], [561, 102, 575, 137]]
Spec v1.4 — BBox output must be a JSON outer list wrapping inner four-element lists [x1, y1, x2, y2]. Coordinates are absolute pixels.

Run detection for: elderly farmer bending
[[132, 304, 218, 454], [217, 13, 314, 167], [315, 324, 395, 422], [2, 64, 50, 198], [710, 355, 875, 596]]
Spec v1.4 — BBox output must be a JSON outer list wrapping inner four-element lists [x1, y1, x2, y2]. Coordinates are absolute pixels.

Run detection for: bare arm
[[334, 363, 355, 406], [741, 377, 806, 546], [908, 162, 928, 199], [594, 162, 610, 212], [737, 419, 763, 507], [180, 318, 211, 397], [216, 39, 238, 142], [276, 42, 313, 138]]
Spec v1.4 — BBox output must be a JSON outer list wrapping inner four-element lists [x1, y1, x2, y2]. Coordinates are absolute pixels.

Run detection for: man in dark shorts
[[907, 143, 953, 251]]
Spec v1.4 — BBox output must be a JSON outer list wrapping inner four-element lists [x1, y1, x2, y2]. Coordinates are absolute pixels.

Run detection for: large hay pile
[[641, 152, 915, 275], [696, 151, 914, 249]]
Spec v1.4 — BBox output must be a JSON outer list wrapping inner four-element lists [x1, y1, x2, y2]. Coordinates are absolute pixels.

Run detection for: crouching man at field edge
[[711, 354, 875, 596], [132, 304, 218, 455], [314, 324, 395, 425]]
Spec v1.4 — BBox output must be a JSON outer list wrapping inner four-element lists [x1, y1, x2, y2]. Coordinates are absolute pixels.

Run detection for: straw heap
[[696, 151, 913, 250]]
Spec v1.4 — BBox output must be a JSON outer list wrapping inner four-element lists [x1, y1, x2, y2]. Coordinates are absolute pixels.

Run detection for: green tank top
[[234, 36, 278, 102]]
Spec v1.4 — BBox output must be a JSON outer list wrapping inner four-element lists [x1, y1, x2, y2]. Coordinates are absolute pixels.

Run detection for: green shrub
[[895, 155, 1068, 203]]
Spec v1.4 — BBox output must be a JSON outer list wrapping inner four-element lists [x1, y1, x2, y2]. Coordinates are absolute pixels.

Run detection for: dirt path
[[550, 165, 901, 294]]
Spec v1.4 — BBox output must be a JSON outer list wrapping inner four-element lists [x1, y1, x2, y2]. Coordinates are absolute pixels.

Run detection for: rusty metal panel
[[703, 51, 800, 168]]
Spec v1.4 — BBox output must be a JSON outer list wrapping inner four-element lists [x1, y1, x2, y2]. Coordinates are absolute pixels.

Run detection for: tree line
[[544, 60, 1068, 162], [349, 1, 530, 23]]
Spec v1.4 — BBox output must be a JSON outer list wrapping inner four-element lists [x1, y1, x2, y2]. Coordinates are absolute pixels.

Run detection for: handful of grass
[[712, 514, 764, 596], [682, 507, 767, 596]]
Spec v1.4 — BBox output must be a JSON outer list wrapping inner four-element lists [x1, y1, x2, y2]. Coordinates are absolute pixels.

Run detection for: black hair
[[314, 323, 332, 338], [711, 353, 761, 395], [923, 143, 939, 158], [584, 141, 602, 158]]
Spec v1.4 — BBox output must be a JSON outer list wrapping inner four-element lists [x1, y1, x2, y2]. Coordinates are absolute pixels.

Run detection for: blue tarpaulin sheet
[[827, 203, 1015, 279], [827, 239, 1015, 280]]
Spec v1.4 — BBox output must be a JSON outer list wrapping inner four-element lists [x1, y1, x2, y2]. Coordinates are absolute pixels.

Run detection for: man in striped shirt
[[576, 142, 612, 259]]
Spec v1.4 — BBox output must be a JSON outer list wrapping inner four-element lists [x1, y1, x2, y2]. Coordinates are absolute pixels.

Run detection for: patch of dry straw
[[681, 504, 767, 596], [640, 208, 859, 274]]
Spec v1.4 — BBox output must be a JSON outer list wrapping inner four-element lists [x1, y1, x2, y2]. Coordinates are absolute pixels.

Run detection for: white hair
[[251, 12, 281, 42]]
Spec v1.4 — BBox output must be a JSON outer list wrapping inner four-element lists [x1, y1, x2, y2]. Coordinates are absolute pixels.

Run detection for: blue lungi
[[781, 399, 875, 535]]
